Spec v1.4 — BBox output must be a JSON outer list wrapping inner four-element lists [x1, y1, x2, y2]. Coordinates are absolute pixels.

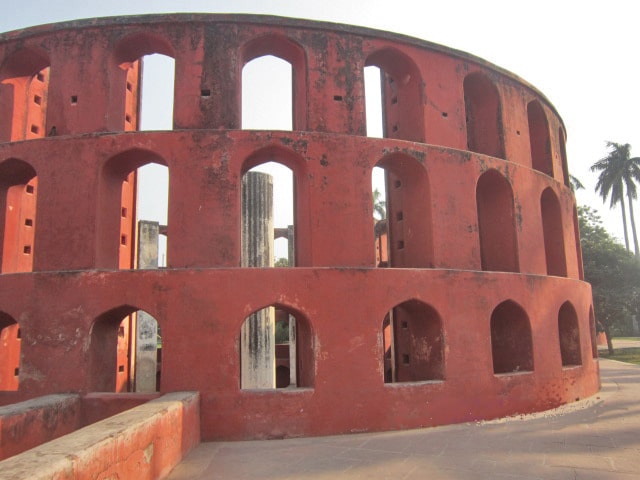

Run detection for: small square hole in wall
[[333, 95, 343, 101], [118, 326, 125, 337], [33, 95, 42, 105], [442, 112, 448, 118], [36, 72, 44, 82], [71, 95, 78, 104], [25, 218, 33, 227], [397, 240, 405, 250], [120, 235, 127, 246], [201, 89, 211, 97], [14, 367, 19, 376], [394, 180, 402, 189], [396, 211, 404, 221], [30, 125, 39, 134], [125, 114, 132, 124], [118, 365, 125, 373], [121, 207, 127, 218], [23, 245, 32, 254], [392, 125, 398, 132], [402, 354, 410, 365], [126, 82, 133, 92], [26, 185, 35, 194], [391, 96, 398, 105], [401, 321, 408, 329], [17, 328, 21, 339]]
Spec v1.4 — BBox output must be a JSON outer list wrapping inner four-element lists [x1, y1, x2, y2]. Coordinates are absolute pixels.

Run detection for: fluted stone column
[[241, 172, 275, 389], [135, 220, 159, 393]]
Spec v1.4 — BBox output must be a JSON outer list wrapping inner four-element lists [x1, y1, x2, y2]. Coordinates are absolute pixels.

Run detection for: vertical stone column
[[241, 172, 275, 389], [286, 224, 297, 387], [135, 221, 159, 393]]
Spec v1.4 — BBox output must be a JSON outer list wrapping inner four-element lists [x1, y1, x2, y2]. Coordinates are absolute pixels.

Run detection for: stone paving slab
[[167, 359, 640, 479]]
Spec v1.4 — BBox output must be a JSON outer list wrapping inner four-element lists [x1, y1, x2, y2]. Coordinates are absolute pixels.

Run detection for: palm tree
[[569, 174, 584, 192], [373, 188, 386, 220], [591, 142, 640, 255]]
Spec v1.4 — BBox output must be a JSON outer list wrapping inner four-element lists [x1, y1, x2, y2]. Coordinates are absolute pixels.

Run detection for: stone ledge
[[0, 391, 200, 480]]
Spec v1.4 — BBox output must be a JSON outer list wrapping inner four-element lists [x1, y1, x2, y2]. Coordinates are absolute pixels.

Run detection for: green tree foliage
[[372, 188, 386, 220], [579, 206, 640, 353]]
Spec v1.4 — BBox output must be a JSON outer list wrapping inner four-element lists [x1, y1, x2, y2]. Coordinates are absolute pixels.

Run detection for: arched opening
[[463, 72, 505, 159], [0, 311, 20, 391], [0, 48, 50, 142], [558, 302, 582, 367], [373, 153, 433, 268], [559, 127, 570, 188], [490, 300, 534, 374], [89, 306, 161, 393], [383, 300, 444, 383], [97, 149, 169, 270], [541, 188, 567, 277], [240, 304, 313, 389], [242, 147, 308, 267], [589, 306, 598, 359], [242, 163, 294, 267], [0, 159, 37, 273], [573, 205, 584, 280], [240, 35, 305, 130], [528, 100, 553, 176], [476, 170, 519, 272], [365, 48, 424, 142], [242, 55, 292, 130]]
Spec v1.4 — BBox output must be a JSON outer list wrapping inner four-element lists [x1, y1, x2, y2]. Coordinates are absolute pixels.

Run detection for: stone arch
[[112, 33, 176, 132], [240, 34, 307, 130], [540, 188, 567, 277], [241, 145, 310, 267], [558, 302, 582, 366], [490, 300, 534, 374], [0, 310, 21, 391], [89, 305, 162, 393], [476, 169, 519, 272], [365, 47, 424, 142], [0, 158, 38, 273], [528, 100, 553, 177], [559, 127, 570, 188], [588, 306, 598, 359], [573, 205, 584, 280], [463, 72, 505, 159], [373, 152, 433, 268], [382, 299, 444, 383], [97, 148, 169, 269], [0, 47, 51, 142], [240, 302, 314, 389]]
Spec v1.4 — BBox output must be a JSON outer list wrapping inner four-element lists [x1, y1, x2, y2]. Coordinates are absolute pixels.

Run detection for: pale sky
[[2, 0, 639, 246]]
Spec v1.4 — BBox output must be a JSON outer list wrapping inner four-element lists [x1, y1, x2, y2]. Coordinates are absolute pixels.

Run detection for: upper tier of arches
[[0, 14, 569, 184]]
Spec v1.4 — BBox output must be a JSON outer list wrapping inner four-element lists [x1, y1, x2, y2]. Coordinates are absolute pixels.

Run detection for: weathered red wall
[[0, 14, 599, 440]]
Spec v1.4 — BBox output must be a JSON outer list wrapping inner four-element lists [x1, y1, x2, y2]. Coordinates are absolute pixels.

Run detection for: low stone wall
[[0, 392, 200, 479], [0, 394, 81, 461]]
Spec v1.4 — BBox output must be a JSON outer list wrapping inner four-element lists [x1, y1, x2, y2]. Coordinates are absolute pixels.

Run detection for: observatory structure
[[0, 14, 599, 441]]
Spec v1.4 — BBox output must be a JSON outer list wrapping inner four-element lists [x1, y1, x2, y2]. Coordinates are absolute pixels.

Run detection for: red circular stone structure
[[0, 14, 599, 440]]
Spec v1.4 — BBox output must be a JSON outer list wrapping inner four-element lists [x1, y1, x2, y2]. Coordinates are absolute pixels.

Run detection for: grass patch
[[599, 347, 640, 365]]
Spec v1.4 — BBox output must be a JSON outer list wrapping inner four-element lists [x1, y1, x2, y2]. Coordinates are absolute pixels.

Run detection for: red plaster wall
[[0, 14, 598, 440]]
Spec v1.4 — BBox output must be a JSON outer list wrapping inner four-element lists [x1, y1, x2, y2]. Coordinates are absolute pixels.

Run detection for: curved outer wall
[[0, 14, 599, 440]]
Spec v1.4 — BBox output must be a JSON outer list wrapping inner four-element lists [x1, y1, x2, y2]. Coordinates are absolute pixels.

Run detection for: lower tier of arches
[[0, 267, 599, 440]]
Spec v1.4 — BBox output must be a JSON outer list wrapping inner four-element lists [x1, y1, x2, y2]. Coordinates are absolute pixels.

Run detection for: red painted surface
[[0, 393, 157, 461], [0, 14, 599, 440], [0, 392, 199, 479]]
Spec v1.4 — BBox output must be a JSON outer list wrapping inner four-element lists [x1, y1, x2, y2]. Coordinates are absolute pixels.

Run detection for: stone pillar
[[241, 172, 275, 389], [135, 220, 159, 393], [286, 224, 297, 386]]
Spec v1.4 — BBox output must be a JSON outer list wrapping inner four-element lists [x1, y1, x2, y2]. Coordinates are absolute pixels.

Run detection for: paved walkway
[[168, 358, 640, 479]]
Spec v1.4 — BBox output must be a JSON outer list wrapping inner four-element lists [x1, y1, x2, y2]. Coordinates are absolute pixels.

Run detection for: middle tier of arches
[[0, 130, 581, 277]]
